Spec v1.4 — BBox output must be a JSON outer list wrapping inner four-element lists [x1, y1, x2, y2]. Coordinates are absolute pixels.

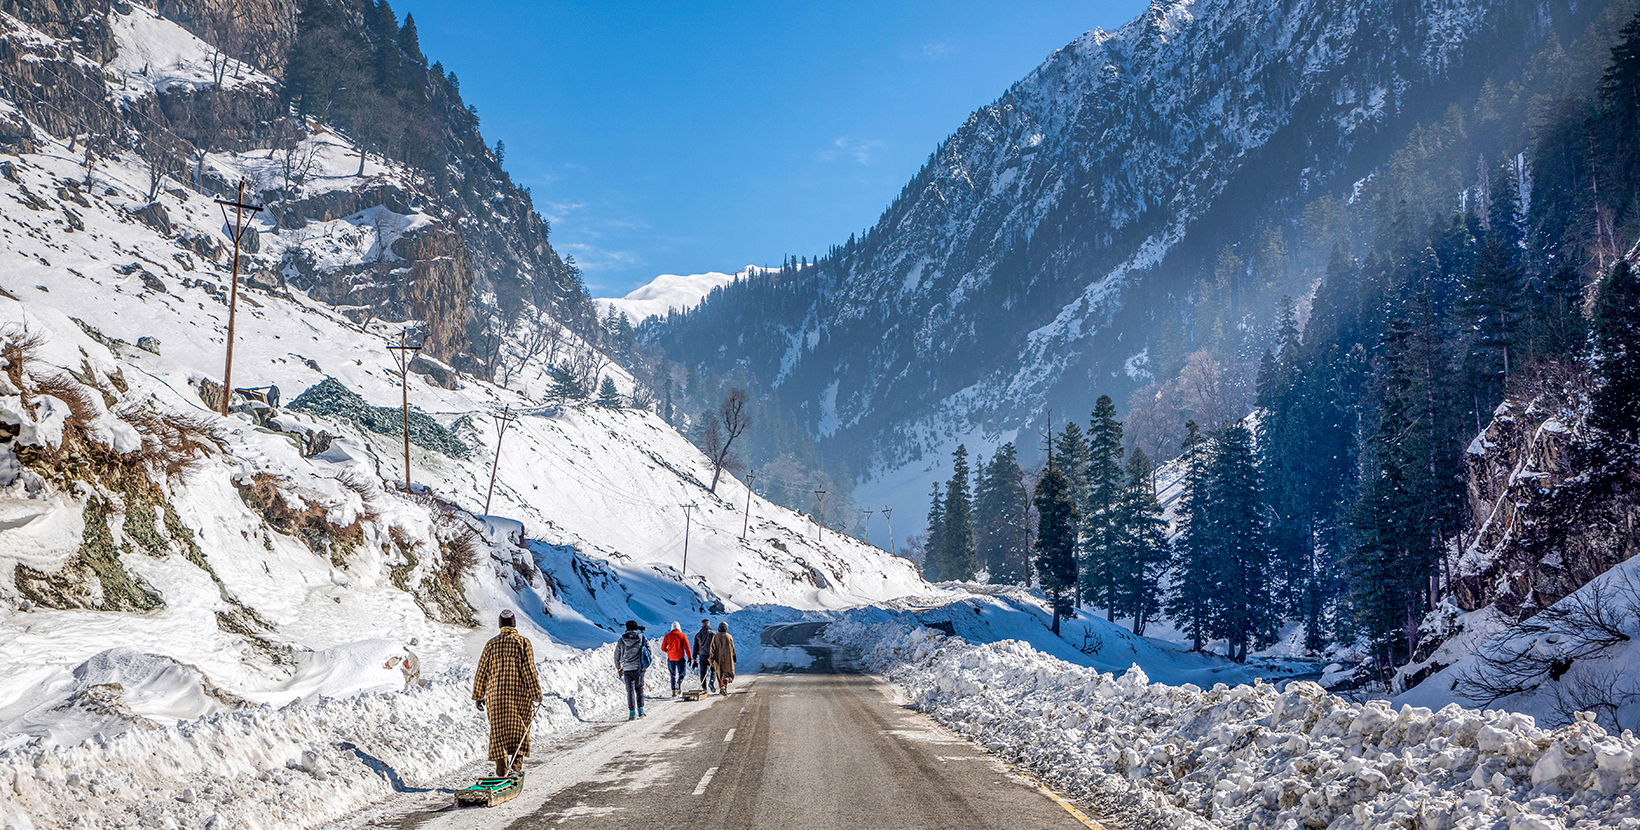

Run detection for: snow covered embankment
[[834, 622, 1640, 830], [0, 641, 667, 830]]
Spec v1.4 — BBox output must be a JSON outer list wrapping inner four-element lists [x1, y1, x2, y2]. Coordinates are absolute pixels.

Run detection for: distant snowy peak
[[598, 266, 766, 323]]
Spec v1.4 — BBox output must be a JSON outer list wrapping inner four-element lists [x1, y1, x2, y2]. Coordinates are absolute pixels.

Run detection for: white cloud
[[560, 242, 643, 273], [921, 42, 951, 60], [820, 136, 885, 165]]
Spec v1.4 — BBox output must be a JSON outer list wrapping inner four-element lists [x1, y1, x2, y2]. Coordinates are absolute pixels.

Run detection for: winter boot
[[628, 710, 636, 721], [638, 707, 646, 718]]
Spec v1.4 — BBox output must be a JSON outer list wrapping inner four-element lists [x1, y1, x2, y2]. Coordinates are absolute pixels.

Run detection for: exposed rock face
[[0, 13, 121, 141], [291, 221, 473, 361], [1452, 385, 1640, 619], [399, 223, 473, 361]]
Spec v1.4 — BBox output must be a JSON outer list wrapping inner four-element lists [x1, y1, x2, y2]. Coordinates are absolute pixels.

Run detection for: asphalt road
[[386, 624, 1101, 830]]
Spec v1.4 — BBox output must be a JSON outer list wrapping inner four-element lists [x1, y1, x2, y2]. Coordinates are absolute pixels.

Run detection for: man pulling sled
[[458, 610, 541, 807]]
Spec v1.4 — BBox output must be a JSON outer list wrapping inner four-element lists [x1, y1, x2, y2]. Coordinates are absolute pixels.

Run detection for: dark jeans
[[668, 659, 687, 689], [697, 657, 715, 689], [622, 669, 644, 711]]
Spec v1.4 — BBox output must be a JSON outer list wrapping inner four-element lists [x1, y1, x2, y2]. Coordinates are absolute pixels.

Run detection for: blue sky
[[395, 0, 1147, 297]]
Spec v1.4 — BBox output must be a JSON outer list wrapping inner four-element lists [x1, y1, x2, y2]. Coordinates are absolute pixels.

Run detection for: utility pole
[[813, 486, 826, 541], [214, 180, 262, 416], [386, 330, 422, 490], [483, 405, 518, 515], [741, 468, 755, 540], [883, 508, 894, 556], [862, 509, 874, 545], [681, 502, 697, 576]]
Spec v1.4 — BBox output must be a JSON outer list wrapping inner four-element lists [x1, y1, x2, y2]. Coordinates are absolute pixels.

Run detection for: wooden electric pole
[[741, 468, 755, 540], [681, 502, 697, 576], [813, 486, 826, 541], [386, 330, 422, 490], [862, 509, 874, 545], [883, 507, 894, 556], [483, 405, 518, 515], [214, 180, 262, 416]]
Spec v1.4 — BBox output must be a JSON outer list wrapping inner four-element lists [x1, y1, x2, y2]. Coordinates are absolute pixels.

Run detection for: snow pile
[[0, 637, 670, 830], [836, 621, 1640, 830]]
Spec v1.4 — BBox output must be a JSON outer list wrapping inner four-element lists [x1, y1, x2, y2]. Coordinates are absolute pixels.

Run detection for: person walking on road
[[614, 620, 651, 720], [709, 622, 736, 696], [693, 619, 716, 692], [660, 622, 692, 697], [473, 610, 542, 778]]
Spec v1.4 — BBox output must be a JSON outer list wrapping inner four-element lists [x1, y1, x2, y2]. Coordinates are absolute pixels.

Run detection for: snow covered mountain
[[649, 0, 1607, 525], [0, 5, 942, 825], [596, 266, 766, 324]]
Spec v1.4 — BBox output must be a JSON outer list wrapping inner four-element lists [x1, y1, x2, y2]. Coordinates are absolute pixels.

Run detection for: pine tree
[[1109, 448, 1168, 634], [1201, 423, 1274, 662], [548, 363, 585, 401], [1531, 265, 1588, 364], [939, 445, 979, 582], [975, 444, 1031, 585], [1166, 421, 1215, 651], [924, 483, 946, 580], [1461, 230, 1524, 415], [1033, 463, 1079, 636], [1053, 422, 1092, 510], [1081, 397, 1124, 618], [596, 377, 622, 408], [1347, 257, 1461, 665], [1592, 259, 1640, 444]]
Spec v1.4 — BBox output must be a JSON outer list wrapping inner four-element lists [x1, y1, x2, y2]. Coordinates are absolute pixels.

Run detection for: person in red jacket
[[660, 622, 693, 697]]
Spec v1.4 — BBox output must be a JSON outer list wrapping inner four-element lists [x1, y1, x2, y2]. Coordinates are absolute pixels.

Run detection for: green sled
[[454, 775, 523, 807]]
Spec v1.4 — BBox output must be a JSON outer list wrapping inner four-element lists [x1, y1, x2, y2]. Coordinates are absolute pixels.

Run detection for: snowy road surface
[[346, 630, 1101, 830]]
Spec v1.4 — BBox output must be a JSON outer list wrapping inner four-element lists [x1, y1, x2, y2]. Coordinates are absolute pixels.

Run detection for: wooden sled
[[454, 776, 523, 807], [682, 688, 708, 701]]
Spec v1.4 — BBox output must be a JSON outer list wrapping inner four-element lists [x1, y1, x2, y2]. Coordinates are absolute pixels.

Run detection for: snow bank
[[0, 638, 670, 830], [836, 621, 1640, 830]]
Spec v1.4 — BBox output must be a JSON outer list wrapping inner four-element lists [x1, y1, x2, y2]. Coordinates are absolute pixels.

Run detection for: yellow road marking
[[1037, 785, 1106, 830]]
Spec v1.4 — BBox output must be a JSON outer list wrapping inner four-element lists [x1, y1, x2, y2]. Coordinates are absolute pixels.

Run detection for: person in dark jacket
[[692, 619, 715, 691], [613, 620, 649, 720]]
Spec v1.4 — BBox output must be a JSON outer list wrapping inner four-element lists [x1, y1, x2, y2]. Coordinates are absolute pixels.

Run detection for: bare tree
[[140, 132, 183, 202], [496, 319, 559, 388], [1456, 573, 1640, 709], [278, 141, 320, 196], [704, 388, 751, 492]]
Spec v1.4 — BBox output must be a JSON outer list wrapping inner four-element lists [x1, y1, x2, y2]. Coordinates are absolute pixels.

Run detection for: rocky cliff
[[1453, 374, 1640, 618]]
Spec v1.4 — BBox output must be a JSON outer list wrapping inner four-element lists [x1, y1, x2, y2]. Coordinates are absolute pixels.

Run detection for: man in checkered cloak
[[473, 610, 542, 777]]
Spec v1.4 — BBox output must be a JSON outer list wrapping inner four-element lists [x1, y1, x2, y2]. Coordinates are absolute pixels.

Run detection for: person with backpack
[[660, 622, 692, 697], [708, 622, 736, 696], [613, 620, 651, 720]]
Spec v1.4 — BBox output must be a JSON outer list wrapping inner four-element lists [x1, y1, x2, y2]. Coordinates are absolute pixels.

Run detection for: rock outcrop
[[1452, 378, 1640, 618]]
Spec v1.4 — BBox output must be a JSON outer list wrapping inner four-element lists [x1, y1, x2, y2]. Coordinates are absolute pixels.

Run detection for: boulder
[[133, 202, 170, 235]]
